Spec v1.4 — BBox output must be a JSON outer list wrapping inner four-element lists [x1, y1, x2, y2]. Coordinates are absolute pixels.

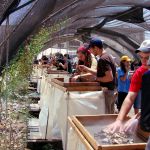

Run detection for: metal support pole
[[5, 16, 10, 118], [65, 91, 69, 150]]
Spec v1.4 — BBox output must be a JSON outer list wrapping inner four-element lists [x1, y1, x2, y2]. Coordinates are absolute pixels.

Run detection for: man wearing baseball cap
[[107, 40, 150, 149], [78, 37, 117, 114]]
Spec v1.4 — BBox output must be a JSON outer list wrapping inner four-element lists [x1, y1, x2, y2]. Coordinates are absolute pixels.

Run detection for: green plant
[[0, 27, 49, 98], [0, 27, 50, 150], [0, 21, 66, 149]]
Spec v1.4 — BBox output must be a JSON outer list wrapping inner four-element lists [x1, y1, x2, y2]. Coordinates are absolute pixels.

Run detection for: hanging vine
[[0, 17, 68, 149], [0, 27, 50, 150], [0, 27, 49, 98]]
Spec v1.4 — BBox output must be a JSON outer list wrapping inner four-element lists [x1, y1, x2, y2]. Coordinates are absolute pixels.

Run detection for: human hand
[[59, 62, 63, 66], [78, 65, 88, 72], [71, 75, 80, 82], [73, 73, 78, 76], [106, 120, 124, 133], [123, 118, 139, 134]]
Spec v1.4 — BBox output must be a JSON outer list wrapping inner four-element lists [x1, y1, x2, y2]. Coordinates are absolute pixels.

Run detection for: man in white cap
[[107, 40, 150, 149]]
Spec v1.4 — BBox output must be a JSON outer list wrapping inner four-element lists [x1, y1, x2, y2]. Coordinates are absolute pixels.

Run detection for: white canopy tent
[[37, 47, 76, 60]]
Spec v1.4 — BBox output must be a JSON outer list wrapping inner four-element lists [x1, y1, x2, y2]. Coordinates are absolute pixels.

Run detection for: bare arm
[[96, 70, 113, 82], [79, 73, 94, 78], [59, 62, 67, 70], [71, 73, 96, 82], [78, 65, 97, 76], [117, 91, 138, 121], [107, 91, 138, 133], [120, 72, 128, 81]]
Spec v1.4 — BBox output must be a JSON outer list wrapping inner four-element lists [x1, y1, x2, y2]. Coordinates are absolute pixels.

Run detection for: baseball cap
[[88, 38, 103, 49], [135, 40, 150, 53], [120, 55, 131, 62]]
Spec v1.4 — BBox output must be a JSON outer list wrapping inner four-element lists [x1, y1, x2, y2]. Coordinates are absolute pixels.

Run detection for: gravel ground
[[0, 101, 27, 150]]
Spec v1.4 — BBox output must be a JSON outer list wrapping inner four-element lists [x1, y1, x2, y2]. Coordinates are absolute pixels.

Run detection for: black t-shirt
[[64, 60, 72, 73], [140, 70, 150, 132], [56, 58, 65, 70], [97, 53, 116, 90]]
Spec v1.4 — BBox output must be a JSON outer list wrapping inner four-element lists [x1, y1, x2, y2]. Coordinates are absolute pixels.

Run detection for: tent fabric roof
[[0, 0, 15, 22], [0, 0, 56, 71], [1, 0, 150, 70], [43, 1, 150, 57]]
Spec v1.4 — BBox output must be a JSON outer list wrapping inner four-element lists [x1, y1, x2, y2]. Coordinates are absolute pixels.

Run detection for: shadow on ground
[[27, 141, 63, 150]]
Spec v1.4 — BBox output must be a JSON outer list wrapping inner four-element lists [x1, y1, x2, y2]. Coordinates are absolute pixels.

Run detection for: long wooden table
[[50, 78, 101, 92]]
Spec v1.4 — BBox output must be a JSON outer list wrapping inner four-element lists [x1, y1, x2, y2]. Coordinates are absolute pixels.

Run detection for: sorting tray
[[68, 117, 94, 150], [50, 78, 101, 91], [47, 69, 68, 74], [72, 114, 146, 150]]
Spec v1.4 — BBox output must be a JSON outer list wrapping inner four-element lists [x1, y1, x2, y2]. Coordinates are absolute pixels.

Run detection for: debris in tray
[[94, 128, 134, 144]]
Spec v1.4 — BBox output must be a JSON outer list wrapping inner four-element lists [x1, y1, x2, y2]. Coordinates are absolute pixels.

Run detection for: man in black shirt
[[79, 38, 116, 113]]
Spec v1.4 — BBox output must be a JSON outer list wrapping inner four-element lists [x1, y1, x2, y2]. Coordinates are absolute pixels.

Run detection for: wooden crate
[[72, 115, 146, 150], [137, 126, 150, 141], [47, 69, 68, 74], [50, 78, 101, 91], [68, 117, 94, 150]]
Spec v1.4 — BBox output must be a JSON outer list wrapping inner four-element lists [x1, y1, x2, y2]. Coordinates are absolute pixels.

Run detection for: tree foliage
[[0, 27, 49, 98]]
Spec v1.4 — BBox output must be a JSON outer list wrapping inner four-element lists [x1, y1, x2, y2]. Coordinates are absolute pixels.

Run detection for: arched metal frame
[[1, 0, 150, 69]]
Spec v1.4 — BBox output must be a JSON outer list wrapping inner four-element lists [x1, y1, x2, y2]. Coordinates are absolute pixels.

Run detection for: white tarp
[[45, 84, 105, 149], [30, 66, 45, 83], [30, 65, 47, 93], [67, 127, 90, 150], [39, 73, 68, 108], [39, 73, 69, 139], [35, 66, 105, 149], [39, 106, 49, 139], [37, 68, 47, 93]]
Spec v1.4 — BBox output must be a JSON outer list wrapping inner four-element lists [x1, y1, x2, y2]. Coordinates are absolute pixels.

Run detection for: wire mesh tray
[[72, 114, 146, 150]]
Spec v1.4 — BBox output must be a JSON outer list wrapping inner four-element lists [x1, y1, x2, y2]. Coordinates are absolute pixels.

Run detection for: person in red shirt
[[107, 40, 150, 133], [129, 65, 148, 92]]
